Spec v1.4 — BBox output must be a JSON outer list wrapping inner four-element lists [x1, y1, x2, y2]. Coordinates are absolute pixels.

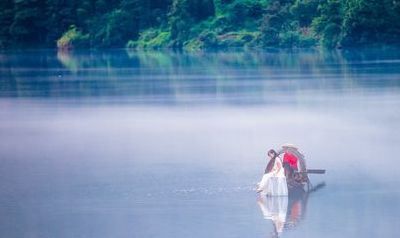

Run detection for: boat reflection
[[257, 182, 326, 237]]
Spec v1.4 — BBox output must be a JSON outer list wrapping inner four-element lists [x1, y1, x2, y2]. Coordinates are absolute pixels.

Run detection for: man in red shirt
[[283, 152, 298, 171], [282, 151, 299, 179]]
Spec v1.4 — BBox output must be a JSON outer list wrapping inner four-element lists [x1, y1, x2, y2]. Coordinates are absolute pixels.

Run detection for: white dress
[[257, 157, 288, 196]]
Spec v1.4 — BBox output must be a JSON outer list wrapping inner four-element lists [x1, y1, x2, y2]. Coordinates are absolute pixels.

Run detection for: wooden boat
[[287, 169, 326, 194], [277, 144, 325, 193]]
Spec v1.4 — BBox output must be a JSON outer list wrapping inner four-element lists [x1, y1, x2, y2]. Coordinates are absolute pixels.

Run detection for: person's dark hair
[[268, 149, 277, 158], [265, 149, 277, 173]]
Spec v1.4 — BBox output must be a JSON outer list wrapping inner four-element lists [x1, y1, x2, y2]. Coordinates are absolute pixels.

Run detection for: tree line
[[0, 0, 399, 50]]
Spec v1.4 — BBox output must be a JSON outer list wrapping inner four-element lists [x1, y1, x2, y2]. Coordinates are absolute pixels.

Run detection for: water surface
[[1, 49, 400, 238]]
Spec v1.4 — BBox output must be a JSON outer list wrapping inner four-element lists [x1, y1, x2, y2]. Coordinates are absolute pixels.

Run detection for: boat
[[277, 144, 325, 194]]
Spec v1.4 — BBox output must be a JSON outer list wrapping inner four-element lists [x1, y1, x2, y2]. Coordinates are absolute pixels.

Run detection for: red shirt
[[283, 152, 298, 170]]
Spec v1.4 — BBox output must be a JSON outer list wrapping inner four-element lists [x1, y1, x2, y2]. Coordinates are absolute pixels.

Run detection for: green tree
[[311, 0, 343, 48], [9, 0, 48, 47], [2, 0, 400, 49], [191, 0, 215, 21], [341, 0, 400, 46], [228, 0, 265, 28], [291, 0, 319, 27], [169, 0, 215, 48], [92, 10, 138, 47], [0, 0, 14, 48], [46, 0, 79, 46], [142, 0, 173, 28], [57, 25, 89, 50], [75, 0, 95, 28], [260, 0, 294, 47], [169, 0, 191, 48]]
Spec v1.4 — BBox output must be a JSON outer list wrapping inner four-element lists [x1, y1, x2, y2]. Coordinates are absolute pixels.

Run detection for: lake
[[0, 49, 400, 238]]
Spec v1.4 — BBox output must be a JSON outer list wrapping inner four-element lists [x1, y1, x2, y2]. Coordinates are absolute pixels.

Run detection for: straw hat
[[281, 143, 298, 150]]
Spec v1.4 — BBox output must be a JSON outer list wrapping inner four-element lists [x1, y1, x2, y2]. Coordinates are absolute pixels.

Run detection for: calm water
[[1, 49, 400, 238]]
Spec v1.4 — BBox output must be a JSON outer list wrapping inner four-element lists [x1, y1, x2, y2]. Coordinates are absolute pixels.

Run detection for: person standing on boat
[[257, 149, 288, 196]]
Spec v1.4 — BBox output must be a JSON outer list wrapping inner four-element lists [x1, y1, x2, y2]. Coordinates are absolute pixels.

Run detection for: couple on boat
[[256, 144, 304, 196]]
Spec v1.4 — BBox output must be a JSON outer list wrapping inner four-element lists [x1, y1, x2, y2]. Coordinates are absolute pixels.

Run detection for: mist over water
[[1, 49, 400, 238]]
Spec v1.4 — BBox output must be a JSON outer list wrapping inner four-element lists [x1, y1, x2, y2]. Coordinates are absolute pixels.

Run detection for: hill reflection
[[0, 49, 399, 103]]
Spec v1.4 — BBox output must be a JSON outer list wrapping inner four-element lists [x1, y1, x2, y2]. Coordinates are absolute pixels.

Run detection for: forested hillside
[[1, 0, 399, 50]]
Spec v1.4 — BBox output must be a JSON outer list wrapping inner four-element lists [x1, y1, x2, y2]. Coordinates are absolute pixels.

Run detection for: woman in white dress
[[257, 149, 288, 196]]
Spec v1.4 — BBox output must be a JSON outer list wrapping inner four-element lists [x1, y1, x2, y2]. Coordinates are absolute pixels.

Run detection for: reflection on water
[[0, 49, 400, 238], [1, 49, 400, 102], [258, 195, 288, 236], [257, 183, 326, 237]]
